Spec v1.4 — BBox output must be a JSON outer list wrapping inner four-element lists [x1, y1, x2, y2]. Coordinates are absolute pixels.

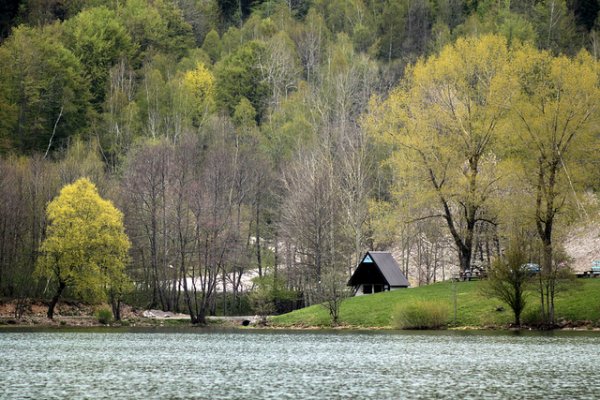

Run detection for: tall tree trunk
[[256, 195, 262, 278], [536, 158, 558, 325], [111, 296, 122, 321], [47, 280, 66, 319], [222, 267, 227, 316]]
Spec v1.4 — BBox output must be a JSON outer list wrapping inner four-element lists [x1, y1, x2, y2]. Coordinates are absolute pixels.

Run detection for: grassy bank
[[270, 279, 600, 329]]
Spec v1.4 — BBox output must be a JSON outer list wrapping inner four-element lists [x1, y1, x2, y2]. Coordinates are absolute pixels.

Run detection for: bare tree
[[122, 140, 175, 310]]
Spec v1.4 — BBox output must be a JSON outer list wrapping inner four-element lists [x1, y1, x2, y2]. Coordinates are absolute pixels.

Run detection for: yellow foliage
[[367, 35, 512, 215], [35, 178, 131, 303], [367, 33, 600, 252], [504, 44, 600, 229], [181, 62, 215, 115]]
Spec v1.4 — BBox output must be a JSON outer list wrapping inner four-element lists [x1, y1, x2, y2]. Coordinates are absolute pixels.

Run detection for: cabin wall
[[354, 284, 390, 296], [354, 284, 408, 296]]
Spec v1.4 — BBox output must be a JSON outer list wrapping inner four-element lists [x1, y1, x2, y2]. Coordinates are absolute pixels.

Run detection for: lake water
[[1, 329, 599, 399]]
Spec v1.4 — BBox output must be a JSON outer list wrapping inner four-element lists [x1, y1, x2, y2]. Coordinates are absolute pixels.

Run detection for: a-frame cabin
[[348, 251, 410, 295]]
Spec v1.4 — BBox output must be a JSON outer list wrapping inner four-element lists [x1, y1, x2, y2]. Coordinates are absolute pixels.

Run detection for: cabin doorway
[[363, 284, 385, 294]]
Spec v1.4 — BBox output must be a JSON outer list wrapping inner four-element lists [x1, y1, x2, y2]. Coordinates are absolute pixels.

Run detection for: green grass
[[270, 279, 600, 328]]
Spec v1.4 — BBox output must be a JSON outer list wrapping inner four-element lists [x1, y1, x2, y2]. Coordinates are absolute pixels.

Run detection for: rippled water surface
[[1, 329, 600, 399]]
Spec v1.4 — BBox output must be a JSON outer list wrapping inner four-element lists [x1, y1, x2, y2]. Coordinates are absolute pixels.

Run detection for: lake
[[1, 329, 599, 399]]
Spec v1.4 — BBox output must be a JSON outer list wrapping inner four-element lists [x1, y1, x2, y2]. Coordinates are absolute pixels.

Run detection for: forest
[[0, 0, 599, 322]]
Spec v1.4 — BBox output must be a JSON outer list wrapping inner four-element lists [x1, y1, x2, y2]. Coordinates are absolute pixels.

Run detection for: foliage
[[0, 0, 599, 319], [368, 34, 513, 272], [63, 6, 134, 105], [214, 40, 268, 119], [0, 24, 91, 153], [118, 0, 194, 59], [392, 300, 449, 330], [249, 275, 298, 316], [35, 178, 131, 318], [481, 241, 531, 326], [202, 29, 222, 63], [533, 0, 578, 54], [506, 45, 600, 324], [96, 307, 113, 325], [181, 61, 216, 120]]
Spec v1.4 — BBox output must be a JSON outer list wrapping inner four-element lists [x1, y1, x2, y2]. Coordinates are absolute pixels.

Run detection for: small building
[[348, 251, 410, 295]]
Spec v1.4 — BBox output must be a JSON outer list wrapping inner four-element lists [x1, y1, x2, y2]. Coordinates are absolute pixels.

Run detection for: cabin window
[[363, 284, 372, 294]]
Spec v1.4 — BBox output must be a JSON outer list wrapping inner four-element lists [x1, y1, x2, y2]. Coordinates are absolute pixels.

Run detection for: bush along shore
[[269, 280, 600, 331]]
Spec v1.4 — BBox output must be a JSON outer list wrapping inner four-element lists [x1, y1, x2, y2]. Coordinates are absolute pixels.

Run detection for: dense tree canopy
[[0, 24, 90, 153], [63, 6, 134, 105], [0, 0, 599, 322]]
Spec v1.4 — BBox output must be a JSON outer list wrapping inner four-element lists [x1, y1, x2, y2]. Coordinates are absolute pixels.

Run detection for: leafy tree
[[118, 0, 194, 60], [233, 97, 257, 128], [63, 6, 134, 106], [260, 82, 315, 167], [453, 1, 536, 46], [177, 0, 220, 46], [181, 61, 216, 122], [35, 178, 131, 319], [218, 0, 265, 26], [221, 26, 243, 55], [16, 0, 82, 26], [0, 24, 91, 153], [532, 0, 579, 54], [214, 40, 269, 119], [249, 275, 297, 319], [482, 240, 530, 326], [507, 46, 600, 323], [202, 29, 222, 63], [152, 0, 195, 57], [368, 35, 513, 273], [375, 0, 408, 61]]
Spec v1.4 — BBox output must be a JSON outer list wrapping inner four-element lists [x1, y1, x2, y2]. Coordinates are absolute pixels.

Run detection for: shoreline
[[2, 316, 600, 333], [2, 298, 599, 333]]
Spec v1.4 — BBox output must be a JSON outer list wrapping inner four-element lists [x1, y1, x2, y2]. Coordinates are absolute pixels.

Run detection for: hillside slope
[[566, 222, 600, 273], [270, 280, 600, 329]]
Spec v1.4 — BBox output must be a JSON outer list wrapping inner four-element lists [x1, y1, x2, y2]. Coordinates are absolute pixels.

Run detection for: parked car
[[522, 263, 540, 274]]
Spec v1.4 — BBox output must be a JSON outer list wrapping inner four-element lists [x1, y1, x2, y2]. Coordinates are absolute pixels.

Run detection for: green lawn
[[270, 279, 600, 328]]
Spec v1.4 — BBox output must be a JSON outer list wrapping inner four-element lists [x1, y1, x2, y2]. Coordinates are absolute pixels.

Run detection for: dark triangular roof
[[348, 251, 410, 287], [368, 252, 410, 287]]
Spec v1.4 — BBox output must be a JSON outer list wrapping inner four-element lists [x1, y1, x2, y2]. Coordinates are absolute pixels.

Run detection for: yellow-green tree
[[181, 61, 215, 123], [368, 35, 514, 273], [507, 46, 600, 324], [35, 178, 131, 319]]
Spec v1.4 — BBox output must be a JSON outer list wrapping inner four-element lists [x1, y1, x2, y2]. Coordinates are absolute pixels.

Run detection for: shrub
[[393, 301, 448, 329], [521, 307, 544, 326], [96, 307, 113, 325]]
